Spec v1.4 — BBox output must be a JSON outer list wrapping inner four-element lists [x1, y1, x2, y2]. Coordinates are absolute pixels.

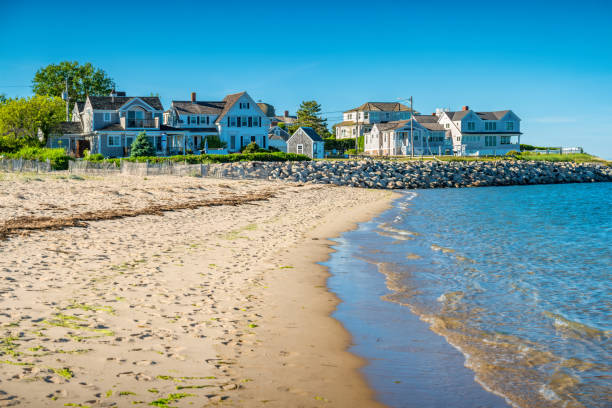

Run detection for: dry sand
[[0, 172, 395, 407]]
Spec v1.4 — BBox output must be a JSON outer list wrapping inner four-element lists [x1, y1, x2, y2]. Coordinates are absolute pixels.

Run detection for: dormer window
[[467, 122, 475, 131], [506, 122, 514, 130], [485, 122, 497, 131], [103, 112, 111, 122], [239, 102, 250, 109]]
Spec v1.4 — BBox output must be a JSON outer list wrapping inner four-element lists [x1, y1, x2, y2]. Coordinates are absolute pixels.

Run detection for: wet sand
[[0, 172, 395, 407]]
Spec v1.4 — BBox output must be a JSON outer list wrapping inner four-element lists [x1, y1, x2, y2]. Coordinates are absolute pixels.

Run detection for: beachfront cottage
[[267, 126, 291, 152], [364, 115, 451, 156], [48, 121, 86, 157], [48, 90, 187, 157], [286, 127, 324, 159], [164, 91, 270, 153], [333, 102, 417, 140], [436, 106, 522, 155]]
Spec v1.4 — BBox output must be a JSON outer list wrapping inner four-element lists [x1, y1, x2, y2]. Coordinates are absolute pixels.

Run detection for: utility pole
[[62, 77, 70, 121], [410, 96, 414, 158]]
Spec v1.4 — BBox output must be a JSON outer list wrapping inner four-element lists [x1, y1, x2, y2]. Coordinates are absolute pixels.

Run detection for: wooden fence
[[0, 158, 52, 173]]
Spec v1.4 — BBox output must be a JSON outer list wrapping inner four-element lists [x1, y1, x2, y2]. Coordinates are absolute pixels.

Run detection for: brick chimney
[[284, 110, 289, 117], [191, 92, 196, 103], [462, 105, 469, 111]]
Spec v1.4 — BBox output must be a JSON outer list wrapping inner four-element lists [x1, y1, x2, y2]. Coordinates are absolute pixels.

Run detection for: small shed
[[286, 127, 324, 159]]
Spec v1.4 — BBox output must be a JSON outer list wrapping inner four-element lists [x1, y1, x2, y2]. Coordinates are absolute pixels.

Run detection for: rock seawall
[[205, 160, 612, 189]]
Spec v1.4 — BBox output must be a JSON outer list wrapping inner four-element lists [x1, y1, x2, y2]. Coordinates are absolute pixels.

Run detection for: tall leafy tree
[[290, 100, 330, 137], [0, 95, 64, 146], [32, 61, 114, 105], [0, 94, 7, 104]]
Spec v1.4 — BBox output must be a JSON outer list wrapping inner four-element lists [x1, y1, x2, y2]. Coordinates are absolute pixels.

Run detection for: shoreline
[[232, 188, 400, 407]]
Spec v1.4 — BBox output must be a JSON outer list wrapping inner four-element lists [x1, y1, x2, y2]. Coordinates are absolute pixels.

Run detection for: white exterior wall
[[217, 94, 270, 152], [438, 110, 521, 155]]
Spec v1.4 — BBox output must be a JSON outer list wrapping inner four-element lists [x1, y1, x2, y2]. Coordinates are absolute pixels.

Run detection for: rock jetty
[[205, 160, 612, 189]]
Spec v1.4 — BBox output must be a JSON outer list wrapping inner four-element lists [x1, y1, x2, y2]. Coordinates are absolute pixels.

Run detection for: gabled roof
[[172, 101, 225, 115], [215, 91, 247, 124], [272, 115, 297, 123], [413, 115, 438, 123], [446, 110, 511, 121], [268, 126, 291, 141], [477, 110, 510, 120], [346, 102, 414, 113], [374, 120, 411, 131], [88, 96, 163, 111], [293, 126, 324, 142], [421, 123, 446, 131], [53, 121, 83, 135], [332, 121, 356, 127]]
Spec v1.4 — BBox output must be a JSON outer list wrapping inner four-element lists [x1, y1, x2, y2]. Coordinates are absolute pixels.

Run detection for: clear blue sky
[[1, 0, 611, 158]]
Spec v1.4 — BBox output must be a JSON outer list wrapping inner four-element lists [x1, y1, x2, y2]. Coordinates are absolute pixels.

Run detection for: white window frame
[[103, 112, 111, 122], [506, 121, 514, 131], [297, 144, 304, 154], [107, 134, 121, 147]]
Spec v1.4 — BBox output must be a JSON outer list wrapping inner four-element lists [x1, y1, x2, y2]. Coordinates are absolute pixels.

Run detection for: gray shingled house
[[49, 91, 187, 157], [286, 127, 324, 159]]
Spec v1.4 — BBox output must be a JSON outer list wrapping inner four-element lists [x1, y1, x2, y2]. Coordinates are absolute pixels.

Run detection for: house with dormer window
[[436, 106, 521, 155], [364, 115, 451, 156], [334, 102, 417, 140], [164, 91, 270, 153], [50, 91, 187, 157]]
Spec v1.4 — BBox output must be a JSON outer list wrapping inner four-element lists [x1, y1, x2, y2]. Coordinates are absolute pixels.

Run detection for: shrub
[[242, 142, 261, 154], [3, 147, 71, 170], [0, 135, 29, 153], [85, 153, 104, 161], [346, 148, 357, 155], [324, 138, 356, 151], [506, 150, 520, 157], [130, 131, 155, 157], [203, 134, 227, 149]]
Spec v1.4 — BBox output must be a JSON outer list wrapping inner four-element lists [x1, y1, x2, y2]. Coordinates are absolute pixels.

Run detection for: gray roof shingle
[[172, 101, 226, 115], [53, 121, 83, 134], [346, 102, 414, 113], [446, 110, 511, 121], [295, 127, 324, 142], [88, 96, 164, 111]]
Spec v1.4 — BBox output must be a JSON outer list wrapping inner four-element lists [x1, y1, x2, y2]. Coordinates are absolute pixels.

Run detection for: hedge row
[[85, 151, 312, 166]]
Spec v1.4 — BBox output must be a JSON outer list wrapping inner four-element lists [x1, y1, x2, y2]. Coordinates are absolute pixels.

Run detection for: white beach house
[[437, 106, 522, 155], [334, 102, 417, 140]]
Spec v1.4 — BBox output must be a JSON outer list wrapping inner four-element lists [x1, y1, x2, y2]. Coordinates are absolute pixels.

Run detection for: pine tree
[[290, 101, 330, 137], [130, 131, 155, 157]]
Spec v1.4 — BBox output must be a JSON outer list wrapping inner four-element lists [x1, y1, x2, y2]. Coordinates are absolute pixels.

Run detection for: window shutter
[[187, 116, 190, 125]]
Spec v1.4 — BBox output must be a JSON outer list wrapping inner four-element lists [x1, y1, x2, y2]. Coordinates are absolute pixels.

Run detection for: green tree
[[0, 94, 7, 104], [289, 100, 331, 138], [0, 95, 64, 147], [130, 131, 155, 157], [32, 61, 114, 106]]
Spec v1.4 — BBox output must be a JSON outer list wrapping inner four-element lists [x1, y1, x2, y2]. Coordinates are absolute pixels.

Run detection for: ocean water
[[325, 182, 611, 408]]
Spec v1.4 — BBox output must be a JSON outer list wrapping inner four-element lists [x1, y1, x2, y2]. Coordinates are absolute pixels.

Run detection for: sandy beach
[[0, 172, 395, 407]]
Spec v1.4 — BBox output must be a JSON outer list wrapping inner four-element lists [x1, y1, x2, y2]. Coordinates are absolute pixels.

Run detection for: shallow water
[[326, 183, 612, 408]]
